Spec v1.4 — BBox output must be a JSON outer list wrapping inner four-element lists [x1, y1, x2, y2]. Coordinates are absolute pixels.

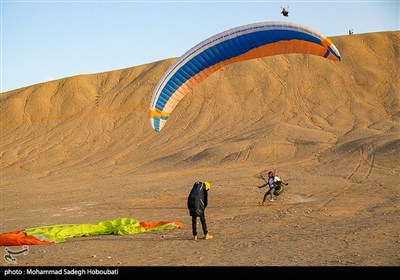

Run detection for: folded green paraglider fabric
[[0, 218, 184, 246], [25, 218, 142, 242]]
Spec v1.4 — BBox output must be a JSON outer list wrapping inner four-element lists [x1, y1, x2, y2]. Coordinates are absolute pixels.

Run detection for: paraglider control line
[[257, 173, 288, 187]]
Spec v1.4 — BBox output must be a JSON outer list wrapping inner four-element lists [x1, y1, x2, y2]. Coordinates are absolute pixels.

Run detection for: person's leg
[[269, 187, 275, 201], [262, 190, 270, 202], [199, 214, 208, 235], [200, 214, 213, 240], [191, 216, 198, 240], [259, 190, 269, 205]]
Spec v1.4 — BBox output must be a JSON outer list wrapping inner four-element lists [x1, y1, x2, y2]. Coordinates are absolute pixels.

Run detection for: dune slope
[[1, 31, 399, 266]]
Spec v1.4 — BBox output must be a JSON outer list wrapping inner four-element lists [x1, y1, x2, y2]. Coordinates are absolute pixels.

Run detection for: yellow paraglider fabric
[[0, 218, 184, 246]]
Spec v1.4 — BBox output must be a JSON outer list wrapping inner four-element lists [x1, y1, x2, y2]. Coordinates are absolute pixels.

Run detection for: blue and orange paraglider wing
[[149, 21, 341, 132]]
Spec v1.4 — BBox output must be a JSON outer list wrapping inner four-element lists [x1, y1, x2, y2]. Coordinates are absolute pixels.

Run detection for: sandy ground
[[0, 31, 399, 269]]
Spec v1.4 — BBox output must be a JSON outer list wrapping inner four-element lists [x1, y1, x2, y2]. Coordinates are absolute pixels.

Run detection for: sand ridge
[[0, 31, 399, 266]]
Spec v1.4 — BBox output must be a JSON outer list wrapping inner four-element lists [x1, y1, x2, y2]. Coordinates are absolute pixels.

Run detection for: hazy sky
[[1, 0, 399, 93]]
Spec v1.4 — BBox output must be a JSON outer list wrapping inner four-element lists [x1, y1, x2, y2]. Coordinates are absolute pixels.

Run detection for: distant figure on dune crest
[[187, 181, 213, 240], [281, 6, 289, 17], [258, 171, 288, 205]]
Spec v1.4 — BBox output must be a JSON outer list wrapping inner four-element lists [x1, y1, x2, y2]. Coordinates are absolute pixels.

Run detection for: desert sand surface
[[0, 31, 399, 268]]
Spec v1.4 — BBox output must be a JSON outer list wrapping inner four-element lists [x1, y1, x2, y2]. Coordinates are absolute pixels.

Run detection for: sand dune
[[0, 31, 399, 266]]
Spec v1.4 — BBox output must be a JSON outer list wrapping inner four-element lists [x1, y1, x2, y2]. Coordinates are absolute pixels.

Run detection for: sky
[[1, 0, 399, 93]]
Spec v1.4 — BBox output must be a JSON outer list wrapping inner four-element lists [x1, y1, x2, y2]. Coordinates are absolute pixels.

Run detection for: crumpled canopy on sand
[[0, 218, 184, 246]]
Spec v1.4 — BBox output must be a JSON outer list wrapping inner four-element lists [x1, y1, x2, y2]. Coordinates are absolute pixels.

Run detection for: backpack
[[273, 176, 284, 196], [187, 182, 206, 216]]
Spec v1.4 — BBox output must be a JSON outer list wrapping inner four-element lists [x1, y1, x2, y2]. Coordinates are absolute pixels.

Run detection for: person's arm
[[204, 188, 208, 208], [279, 178, 289, 186], [278, 177, 289, 185], [258, 183, 268, 188]]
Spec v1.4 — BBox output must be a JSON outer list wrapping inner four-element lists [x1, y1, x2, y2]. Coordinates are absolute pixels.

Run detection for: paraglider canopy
[[149, 21, 341, 132], [281, 6, 289, 17]]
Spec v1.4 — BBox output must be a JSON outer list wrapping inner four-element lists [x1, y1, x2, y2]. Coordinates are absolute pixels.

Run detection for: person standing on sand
[[258, 171, 287, 205], [187, 181, 213, 240]]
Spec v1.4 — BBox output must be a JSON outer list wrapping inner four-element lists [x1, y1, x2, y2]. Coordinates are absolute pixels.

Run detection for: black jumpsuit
[[187, 182, 209, 237]]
